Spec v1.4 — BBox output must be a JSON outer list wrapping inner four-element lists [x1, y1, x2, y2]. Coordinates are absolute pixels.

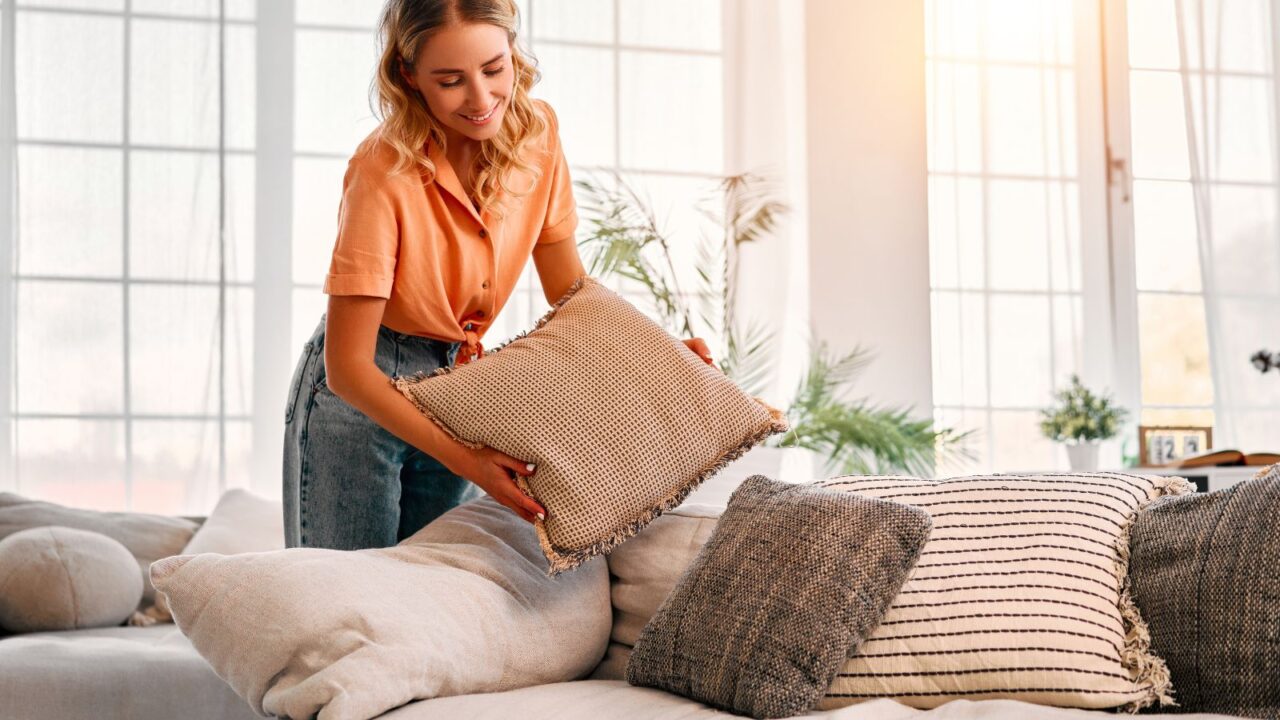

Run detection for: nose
[[466, 81, 489, 110]]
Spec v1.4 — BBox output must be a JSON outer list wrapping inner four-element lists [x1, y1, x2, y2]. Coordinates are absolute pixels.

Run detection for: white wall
[[802, 0, 934, 414]]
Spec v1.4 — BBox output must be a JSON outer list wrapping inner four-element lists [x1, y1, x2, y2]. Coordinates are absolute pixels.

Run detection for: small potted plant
[[1039, 375, 1128, 471]]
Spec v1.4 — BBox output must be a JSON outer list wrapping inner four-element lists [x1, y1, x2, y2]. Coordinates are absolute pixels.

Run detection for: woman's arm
[[531, 236, 587, 305], [323, 295, 546, 522]]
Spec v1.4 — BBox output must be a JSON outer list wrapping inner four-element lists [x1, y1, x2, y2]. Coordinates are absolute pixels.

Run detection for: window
[[1, 0, 732, 512]]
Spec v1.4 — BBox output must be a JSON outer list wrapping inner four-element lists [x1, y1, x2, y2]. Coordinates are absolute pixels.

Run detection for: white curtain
[[1173, 0, 1280, 451]]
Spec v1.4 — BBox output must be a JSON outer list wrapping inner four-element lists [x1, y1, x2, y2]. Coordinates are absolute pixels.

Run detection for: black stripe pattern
[[816, 472, 1189, 713]]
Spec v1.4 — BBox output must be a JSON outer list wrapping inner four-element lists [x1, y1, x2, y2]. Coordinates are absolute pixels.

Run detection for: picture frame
[[1139, 425, 1213, 467]]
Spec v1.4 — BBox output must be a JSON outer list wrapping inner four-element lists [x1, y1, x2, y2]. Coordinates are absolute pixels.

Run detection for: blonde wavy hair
[[372, 0, 546, 216]]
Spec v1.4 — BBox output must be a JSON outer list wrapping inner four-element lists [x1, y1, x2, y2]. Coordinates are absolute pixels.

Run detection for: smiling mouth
[[461, 102, 499, 123]]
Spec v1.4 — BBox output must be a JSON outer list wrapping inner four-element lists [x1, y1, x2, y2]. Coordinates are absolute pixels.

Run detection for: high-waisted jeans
[[282, 314, 482, 550]]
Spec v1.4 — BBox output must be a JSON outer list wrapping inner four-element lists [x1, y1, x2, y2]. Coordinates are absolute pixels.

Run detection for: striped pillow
[[816, 472, 1190, 712]]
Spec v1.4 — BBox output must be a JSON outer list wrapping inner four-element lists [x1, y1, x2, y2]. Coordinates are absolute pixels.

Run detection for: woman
[[283, 0, 714, 551]]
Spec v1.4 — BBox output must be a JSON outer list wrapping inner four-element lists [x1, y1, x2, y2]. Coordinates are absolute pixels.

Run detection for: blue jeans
[[282, 314, 482, 550]]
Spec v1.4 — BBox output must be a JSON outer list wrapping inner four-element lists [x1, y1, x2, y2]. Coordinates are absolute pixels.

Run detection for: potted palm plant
[[575, 172, 970, 478], [1039, 375, 1128, 471]]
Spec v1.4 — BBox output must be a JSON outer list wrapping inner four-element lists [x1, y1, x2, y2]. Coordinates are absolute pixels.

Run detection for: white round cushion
[[0, 526, 144, 633]]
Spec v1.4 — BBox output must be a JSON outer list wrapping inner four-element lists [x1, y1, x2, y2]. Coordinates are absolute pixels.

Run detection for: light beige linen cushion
[[817, 472, 1190, 712], [392, 276, 787, 575], [144, 488, 286, 626], [0, 526, 143, 633], [151, 497, 611, 720], [0, 492, 196, 614]]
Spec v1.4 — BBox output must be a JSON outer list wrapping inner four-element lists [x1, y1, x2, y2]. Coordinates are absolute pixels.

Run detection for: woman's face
[[403, 22, 514, 146]]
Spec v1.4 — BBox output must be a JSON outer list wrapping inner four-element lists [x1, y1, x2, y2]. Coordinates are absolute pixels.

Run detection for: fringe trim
[[1116, 474, 1192, 713], [535, 409, 788, 576]]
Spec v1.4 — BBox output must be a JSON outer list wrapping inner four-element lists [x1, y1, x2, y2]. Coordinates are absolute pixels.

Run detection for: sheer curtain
[[1172, 0, 1280, 450]]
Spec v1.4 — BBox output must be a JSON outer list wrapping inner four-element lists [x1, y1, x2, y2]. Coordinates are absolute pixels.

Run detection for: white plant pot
[[1065, 442, 1100, 472]]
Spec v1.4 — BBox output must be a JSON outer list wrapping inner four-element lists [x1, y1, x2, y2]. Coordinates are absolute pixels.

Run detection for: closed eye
[[440, 67, 505, 89]]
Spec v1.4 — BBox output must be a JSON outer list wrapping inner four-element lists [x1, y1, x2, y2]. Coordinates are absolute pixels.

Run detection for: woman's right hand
[[444, 444, 547, 524]]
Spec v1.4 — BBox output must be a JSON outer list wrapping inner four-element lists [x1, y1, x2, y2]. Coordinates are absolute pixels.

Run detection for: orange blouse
[[322, 99, 578, 364]]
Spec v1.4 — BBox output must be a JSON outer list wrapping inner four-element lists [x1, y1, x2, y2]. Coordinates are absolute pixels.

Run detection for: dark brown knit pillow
[[1129, 464, 1280, 718], [625, 475, 932, 719]]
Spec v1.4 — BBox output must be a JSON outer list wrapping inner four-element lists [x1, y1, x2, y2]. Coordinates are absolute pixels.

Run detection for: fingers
[[683, 337, 714, 365], [488, 452, 546, 521]]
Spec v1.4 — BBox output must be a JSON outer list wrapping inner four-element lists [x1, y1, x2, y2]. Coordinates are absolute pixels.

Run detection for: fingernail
[[536, 512, 545, 521], [526, 463, 536, 471]]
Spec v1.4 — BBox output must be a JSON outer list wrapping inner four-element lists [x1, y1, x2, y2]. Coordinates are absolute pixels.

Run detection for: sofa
[[0, 478, 1255, 720]]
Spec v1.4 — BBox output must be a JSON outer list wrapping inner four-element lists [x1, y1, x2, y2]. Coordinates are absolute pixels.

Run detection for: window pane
[[293, 156, 346, 286], [934, 406, 988, 474], [987, 179, 1050, 291], [1197, 76, 1273, 183], [16, 10, 123, 142], [131, 18, 219, 148], [132, 420, 221, 514], [225, 288, 254, 417], [1047, 181, 1081, 292], [1129, 70, 1190, 180], [984, 0, 1073, 64], [18, 145, 122, 278], [129, 284, 219, 416], [1127, 0, 1180, 70], [533, 45, 616, 167], [1139, 407, 1215, 427], [530, 0, 612, 43], [926, 0, 981, 59], [227, 153, 256, 283], [226, 25, 257, 151], [1207, 185, 1279, 295], [988, 293, 1053, 407], [619, 51, 722, 173], [1132, 180, 1201, 292], [927, 175, 985, 289], [17, 0, 121, 12], [1218, 297, 1280, 407], [17, 280, 125, 414], [990, 409, 1060, 471], [132, 0, 255, 20], [926, 62, 982, 174], [1137, 293, 1214, 406], [295, 28, 381, 154], [129, 150, 219, 281], [15, 419, 126, 511], [930, 290, 989, 407], [295, 0, 381, 28], [618, 0, 720, 52]]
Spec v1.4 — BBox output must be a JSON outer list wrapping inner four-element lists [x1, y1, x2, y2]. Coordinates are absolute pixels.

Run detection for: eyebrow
[[430, 52, 507, 75]]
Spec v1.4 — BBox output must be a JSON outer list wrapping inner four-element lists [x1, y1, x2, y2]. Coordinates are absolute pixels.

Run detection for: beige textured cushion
[[0, 526, 143, 633], [0, 492, 196, 613], [817, 472, 1190, 712], [151, 497, 611, 720], [392, 276, 787, 575]]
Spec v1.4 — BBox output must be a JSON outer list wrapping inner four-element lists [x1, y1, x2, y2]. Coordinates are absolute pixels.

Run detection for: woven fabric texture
[[625, 475, 933, 719], [1129, 463, 1280, 718], [392, 276, 787, 575], [816, 472, 1190, 712]]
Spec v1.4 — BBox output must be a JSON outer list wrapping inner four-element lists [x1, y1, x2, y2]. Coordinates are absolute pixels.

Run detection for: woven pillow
[[150, 497, 610, 720], [392, 276, 787, 575], [1129, 463, 1280, 718], [626, 475, 932, 719], [816, 472, 1190, 712]]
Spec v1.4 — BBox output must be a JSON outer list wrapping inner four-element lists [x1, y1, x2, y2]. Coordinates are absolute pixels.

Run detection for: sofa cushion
[[1129, 464, 1280, 718], [151, 496, 611, 720], [0, 526, 143, 633], [391, 276, 787, 575], [626, 475, 932, 718], [0, 492, 197, 613], [0, 624, 258, 720], [816, 472, 1189, 712]]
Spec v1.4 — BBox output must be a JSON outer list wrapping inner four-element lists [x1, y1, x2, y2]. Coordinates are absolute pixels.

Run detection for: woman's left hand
[[683, 337, 716, 367]]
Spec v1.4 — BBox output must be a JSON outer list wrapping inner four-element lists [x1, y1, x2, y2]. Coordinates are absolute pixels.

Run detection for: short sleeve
[[536, 102, 579, 246], [322, 157, 400, 298]]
